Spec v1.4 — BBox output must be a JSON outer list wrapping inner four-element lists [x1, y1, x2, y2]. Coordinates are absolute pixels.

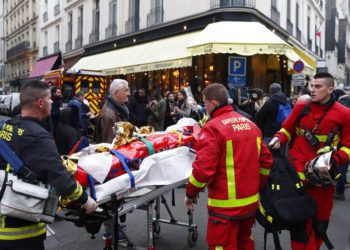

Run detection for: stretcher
[[62, 147, 198, 250]]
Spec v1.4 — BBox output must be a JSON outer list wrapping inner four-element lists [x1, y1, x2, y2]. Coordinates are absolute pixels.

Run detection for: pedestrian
[[154, 88, 166, 130], [0, 80, 97, 250], [55, 107, 81, 155], [93, 79, 130, 243], [164, 92, 177, 129], [174, 89, 191, 121], [185, 83, 273, 250], [254, 83, 290, 145], [269, 72, 350, 249], [147, 100, 161, 131], [128, 88, 148, 127], [51, 86, 63, 133], [94, 79, 130, 143]]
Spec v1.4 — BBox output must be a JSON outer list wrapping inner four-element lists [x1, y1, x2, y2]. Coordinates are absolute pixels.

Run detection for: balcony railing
[[287, 18, 293, 34], [105, 23, 117, 38], [271, 6, 280, 25], [6, 41, 30, 59], [75, 36, 83, 49], [296, 27, 301, 42], [43, 11, 48, 22], [43, 46, 48, 56], [54, 3, 60, 16], [125, 16, 139, 33], [89, 30, 99, 43], [147, 6, 164, 27], [54, 41, 60, 53], [210, 0, 255, 8], [65, 40, 72, 51]]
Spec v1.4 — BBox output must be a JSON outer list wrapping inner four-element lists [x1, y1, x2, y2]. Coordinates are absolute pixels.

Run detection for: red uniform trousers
[[291, 186, 334, 250], [207, 215, 255, 250]]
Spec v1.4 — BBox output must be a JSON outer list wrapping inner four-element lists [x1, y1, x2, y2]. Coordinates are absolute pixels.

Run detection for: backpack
[[256, 151, 317, 250], [272, 103, 291, 129]]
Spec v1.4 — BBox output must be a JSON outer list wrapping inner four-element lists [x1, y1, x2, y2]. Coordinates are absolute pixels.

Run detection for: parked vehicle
[[0, 93, 20, 116], [1, 95, 11, 116]]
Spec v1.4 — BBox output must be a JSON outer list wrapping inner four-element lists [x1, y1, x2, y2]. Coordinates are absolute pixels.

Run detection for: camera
[[303, 128, 320, 147]]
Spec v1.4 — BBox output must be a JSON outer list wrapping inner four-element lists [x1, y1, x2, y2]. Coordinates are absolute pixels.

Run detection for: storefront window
[[171, 69, 180, 92]]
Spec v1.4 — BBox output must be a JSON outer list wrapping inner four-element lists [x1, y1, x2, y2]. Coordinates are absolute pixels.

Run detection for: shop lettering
[[221, 117, 248, 125], [204, 44, 212, 53], [232, 123, 251, 131]]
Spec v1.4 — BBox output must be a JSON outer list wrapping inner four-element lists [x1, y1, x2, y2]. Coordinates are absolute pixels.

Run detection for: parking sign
[[228, 56, 246, 76]]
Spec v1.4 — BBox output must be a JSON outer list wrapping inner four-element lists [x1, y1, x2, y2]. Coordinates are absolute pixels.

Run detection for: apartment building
[[4, 0, 38, 92], [33, 0, 327, 96], [0, 0, 5, 94]]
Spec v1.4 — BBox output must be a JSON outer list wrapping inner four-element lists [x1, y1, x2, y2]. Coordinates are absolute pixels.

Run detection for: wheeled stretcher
[[62, 147, 198, 250]]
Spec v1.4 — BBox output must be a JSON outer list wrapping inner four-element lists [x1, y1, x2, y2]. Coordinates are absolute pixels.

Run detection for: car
[[1, 95, 11, 116], [10, 93, 20, 114]]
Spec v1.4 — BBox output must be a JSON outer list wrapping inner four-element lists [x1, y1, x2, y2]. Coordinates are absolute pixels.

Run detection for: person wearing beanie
[[254, 83, 290, 144]]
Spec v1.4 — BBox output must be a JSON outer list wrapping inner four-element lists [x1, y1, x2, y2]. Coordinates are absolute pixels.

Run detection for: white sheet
[[94, 146, 195, 202]]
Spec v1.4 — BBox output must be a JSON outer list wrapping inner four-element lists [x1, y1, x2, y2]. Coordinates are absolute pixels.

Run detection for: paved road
[[44, 188, 350, 250]]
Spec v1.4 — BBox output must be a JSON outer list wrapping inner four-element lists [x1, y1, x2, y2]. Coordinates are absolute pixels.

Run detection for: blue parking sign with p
[[229, 56, 246, 76]]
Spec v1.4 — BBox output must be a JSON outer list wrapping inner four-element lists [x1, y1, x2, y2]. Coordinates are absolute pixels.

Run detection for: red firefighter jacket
[[186, 105, 273, 218], [275, 100, 350, 180]]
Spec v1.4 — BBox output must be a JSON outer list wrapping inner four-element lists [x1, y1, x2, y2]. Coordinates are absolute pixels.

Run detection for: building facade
[[4, 0, 39, 92], [28, 0, 328, 98]]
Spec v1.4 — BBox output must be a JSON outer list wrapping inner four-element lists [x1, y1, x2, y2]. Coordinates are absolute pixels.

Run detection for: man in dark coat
[[127, 89, 148, 127], [51, 86, 63, 133], [254, 83, 289, 144]]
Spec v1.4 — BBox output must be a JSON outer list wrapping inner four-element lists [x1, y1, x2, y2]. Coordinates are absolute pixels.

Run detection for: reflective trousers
[[207, 215, 255, 250]]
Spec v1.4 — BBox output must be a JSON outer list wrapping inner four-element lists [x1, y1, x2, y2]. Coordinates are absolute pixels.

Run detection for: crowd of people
[[1, 72, 350, 249]]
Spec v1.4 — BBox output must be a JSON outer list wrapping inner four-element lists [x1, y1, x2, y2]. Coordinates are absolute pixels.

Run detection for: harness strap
[[110, 149, 135, 188], [137, 136, 155, 155]]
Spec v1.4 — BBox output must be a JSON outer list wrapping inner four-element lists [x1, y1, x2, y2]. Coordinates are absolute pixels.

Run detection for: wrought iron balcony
[[210, 0, 255, 9], [271, 6, 280, 25], [125, 16, 139, 33], [296, 27, 301, 42], [43, 11, 48, 22], [105, 23, 117, 38], [54, 41, 60, 53], [147, 7, 164, 27], [89, 30, 99, 44], [6, 41, 30, 60], [54, 3, 60, 16], [65, 40, 72, 51], [43, 46, 48, 56], [75, 36, 83, 49], [287, 18, 293, 35]]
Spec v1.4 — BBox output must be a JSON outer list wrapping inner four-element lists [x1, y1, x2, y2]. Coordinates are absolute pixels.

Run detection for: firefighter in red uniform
[[185, 83, 273, 250], [270, 72, 350, 250]]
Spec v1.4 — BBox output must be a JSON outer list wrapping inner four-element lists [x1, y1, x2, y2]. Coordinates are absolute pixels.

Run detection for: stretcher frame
[[91, 179, 198, 250]]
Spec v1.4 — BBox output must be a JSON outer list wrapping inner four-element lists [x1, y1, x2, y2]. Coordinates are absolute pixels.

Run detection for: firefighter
[[270, 72, 350, 250], [185, 83, 273, 250], [0, 80, 98, 250]]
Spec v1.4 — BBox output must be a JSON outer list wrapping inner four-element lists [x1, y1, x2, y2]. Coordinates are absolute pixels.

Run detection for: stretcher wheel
[[187, 229, 198, 247], [153, 222, 161, 235]]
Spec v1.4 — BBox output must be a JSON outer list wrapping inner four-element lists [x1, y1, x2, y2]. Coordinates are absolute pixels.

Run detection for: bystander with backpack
[[254, 83, 291, 145]]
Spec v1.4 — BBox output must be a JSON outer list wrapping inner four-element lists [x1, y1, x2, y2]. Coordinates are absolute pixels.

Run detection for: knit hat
[[269, 83, 282, 94]]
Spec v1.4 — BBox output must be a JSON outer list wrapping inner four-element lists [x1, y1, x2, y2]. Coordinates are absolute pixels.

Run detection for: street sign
[[291, 79, 307, 87], [228, 76, 246, 85], [293, 60, 305, 73], [228, 56, 246, 76], [292, 73, 306, 80]]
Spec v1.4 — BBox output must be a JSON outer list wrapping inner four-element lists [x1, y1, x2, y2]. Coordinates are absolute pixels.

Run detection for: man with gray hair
[[94, 79, 130, 143]]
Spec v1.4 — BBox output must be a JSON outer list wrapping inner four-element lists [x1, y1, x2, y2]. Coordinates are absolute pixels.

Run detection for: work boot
[[334, 191, 345, 201]]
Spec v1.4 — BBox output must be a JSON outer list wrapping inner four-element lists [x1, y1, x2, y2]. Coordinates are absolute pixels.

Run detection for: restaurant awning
[[187, 21, 316, 74], [29, 55, 59, 78], [187, 21, 292, 56], [71, 31, 200, 75]]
